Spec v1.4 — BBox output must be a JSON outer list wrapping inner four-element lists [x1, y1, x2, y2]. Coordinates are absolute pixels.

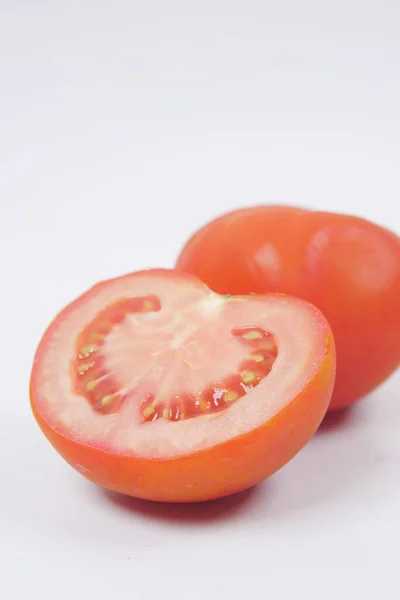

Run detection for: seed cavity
[[138, 326, 279, 423], [73, 300, 278, 422], [137, 326, 278, 424]]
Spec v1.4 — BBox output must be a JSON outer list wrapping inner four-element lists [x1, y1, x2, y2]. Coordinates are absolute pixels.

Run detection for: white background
[[1, 1, 399, 598]]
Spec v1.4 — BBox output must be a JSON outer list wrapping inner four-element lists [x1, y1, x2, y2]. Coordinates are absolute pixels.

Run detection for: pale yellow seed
[[86, 376, 106, 392], [143, 300, 155, 311], [90, 333, 105, 342], [163, 408, 171, 419], [223, 391, 239, 403], [100, 394, 117, 407], [142, 404, 156, 418], [241, 371, 256, 384], [199, 397, 209, 411], [242, 330, 262, 340], [252, 354, 264, 363], [76, 362, 94, 375], [79, 344, 98, 357]]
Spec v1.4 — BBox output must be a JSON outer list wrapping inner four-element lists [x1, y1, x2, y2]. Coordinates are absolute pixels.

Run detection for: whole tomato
[[176, 206, 400, 410]]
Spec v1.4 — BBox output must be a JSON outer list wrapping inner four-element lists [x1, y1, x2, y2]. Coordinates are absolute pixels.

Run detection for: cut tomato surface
[[30, 269, 335, 502]]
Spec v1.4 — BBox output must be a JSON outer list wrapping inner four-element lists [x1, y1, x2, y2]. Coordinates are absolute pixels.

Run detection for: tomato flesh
[[30, 269, 335, 501], [73, 291, 277, 422], [176, 207, 400, 410]]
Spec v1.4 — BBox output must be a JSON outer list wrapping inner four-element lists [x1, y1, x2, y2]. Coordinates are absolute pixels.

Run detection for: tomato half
[[176, 206, 400, 410], [30, 269, 335, 502]]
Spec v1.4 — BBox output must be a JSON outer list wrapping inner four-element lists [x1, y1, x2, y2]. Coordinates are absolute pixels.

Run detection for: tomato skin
[[176, 206, 400, 410], [31, 330, 334, 502]]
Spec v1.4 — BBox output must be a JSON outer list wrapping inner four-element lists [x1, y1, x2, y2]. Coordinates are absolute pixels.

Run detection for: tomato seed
[[223, 390, 239, 403], [98, 393, 122, 412], [76, 362, 95, 375], [252, 354, 264, 362], [142, 404, 155, 419], [86, 375, 107, 392], [231, 326, 272, 345], [243, 330, 262, 340], [143, 299, 157, 311], [241, 371, 256, 384], [198, 396, 210, 411], [78, 344, 99, 359]]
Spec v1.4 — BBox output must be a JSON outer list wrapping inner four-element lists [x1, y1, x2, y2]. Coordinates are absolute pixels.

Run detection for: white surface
[[1, 1, 399, 598]]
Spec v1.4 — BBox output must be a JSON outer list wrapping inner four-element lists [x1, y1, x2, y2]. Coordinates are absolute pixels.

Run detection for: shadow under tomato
[[101, 483, 265, 524], [317, 404, 356, 433], [250, 399, 384, 518], [4, 382, 394, 541]]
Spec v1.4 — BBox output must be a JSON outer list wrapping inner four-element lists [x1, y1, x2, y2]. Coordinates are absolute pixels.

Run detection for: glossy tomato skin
[[31, 329, 334, 503], [176, 206, 400, 410]]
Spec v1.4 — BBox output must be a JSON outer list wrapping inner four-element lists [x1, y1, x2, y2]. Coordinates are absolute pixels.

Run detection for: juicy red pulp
[[72, 294, 278, 423]]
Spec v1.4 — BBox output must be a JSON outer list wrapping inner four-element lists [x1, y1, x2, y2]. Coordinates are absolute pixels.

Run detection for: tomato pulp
[[30, 269, 335, 502], [176, 206, 400, 410]]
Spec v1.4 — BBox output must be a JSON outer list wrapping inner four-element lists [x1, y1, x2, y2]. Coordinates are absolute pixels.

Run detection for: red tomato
[[30, 269, 335, 502], [176, 206, 400, 410]]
